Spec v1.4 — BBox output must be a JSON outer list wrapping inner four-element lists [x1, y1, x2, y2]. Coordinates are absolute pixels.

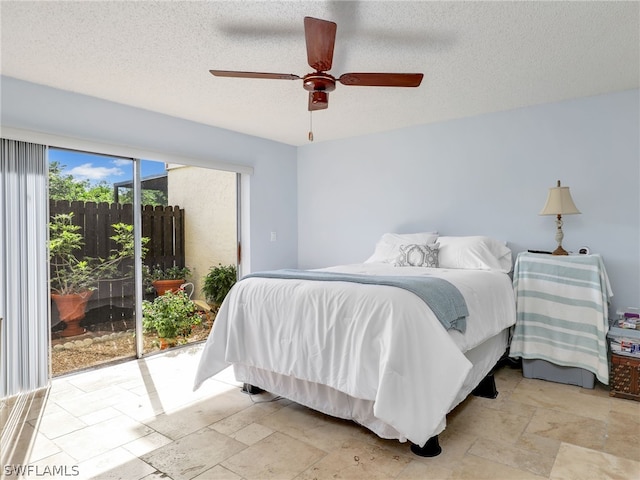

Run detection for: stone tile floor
[[1, 344, 639, 479]]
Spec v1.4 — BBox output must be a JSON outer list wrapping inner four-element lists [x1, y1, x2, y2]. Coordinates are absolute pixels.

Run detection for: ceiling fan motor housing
[[303, 72, 336, 93]]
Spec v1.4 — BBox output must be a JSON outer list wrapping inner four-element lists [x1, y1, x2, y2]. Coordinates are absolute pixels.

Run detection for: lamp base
[[552, 245, 569, 256]]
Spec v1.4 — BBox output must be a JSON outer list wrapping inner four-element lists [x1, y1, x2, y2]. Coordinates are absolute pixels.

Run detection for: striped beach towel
[[509, 252, 612, 384]]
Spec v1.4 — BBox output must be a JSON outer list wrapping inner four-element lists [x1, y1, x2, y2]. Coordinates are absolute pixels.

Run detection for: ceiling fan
[[210, 16, 424, 112]]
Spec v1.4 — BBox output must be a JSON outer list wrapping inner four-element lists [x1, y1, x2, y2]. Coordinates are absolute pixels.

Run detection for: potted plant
[[142, 290, 203, 349], [147, 264, 192, 296], [49, 213, 143, 336], [202, 263, 237, 308]]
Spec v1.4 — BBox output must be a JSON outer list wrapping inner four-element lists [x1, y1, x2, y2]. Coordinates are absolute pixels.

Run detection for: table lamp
[[539, 180, 581, 255]]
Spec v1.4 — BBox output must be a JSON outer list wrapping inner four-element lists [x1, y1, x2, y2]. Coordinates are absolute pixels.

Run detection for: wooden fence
[[49, 200, 185, 326]]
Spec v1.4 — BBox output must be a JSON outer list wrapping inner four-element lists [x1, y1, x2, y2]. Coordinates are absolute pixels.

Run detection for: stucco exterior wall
[[167, 165, 236, 301]]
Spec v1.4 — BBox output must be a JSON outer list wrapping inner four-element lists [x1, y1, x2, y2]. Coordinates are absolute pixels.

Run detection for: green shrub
[[142, 290, 202, 339], [49, 212, 148, 295], [147, 264, 191, 281], [202, 264, 237, 305]]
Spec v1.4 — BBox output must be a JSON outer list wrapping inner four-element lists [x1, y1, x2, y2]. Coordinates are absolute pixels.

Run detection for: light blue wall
[[297, 90, 640, 315], [0, 76, 298, 273], [3, 77, 638, 314]]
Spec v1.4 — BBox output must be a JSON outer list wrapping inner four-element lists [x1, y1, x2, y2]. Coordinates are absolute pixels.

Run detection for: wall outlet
[[270, 231, 277, 242]]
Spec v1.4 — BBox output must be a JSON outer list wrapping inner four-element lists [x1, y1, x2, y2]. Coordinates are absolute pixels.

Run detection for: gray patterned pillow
[[394, 243, 440, 267]]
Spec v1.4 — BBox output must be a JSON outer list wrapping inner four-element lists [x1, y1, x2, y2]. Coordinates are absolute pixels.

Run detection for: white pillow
[[437, 236, 512, 272], [394, 243, 440, 267], [365, 232, 439, 263]]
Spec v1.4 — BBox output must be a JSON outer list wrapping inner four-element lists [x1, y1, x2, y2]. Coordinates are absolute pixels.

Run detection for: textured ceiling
[[1, 1, 638, 146]]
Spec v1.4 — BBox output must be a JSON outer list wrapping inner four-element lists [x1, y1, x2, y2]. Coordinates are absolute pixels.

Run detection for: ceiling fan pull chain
[[308, 111, 314, 142]]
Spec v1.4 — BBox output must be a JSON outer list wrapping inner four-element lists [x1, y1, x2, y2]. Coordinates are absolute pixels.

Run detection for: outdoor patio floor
[[2, 344, 639, 479]]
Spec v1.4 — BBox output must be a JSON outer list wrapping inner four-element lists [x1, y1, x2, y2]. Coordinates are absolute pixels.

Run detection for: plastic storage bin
[[522, 358, 596, 389]]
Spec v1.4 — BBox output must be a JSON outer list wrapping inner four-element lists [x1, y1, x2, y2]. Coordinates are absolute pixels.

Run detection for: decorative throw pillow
[[394, 243, 440, 267]]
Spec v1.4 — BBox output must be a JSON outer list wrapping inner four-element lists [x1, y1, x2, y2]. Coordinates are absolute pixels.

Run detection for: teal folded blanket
[[243, 269, 468, 332]]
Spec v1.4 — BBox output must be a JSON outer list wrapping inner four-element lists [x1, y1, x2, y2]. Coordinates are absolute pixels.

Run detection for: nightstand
[[509, 252, 612, 387], [609, 353, 640, 401], [608, 318, 640, 401]]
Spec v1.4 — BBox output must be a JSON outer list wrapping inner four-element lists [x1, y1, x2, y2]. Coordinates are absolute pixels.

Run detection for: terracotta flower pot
[[152, 279, 185, 296], [51, 291, 94, 337], [158, 337, 178, 350]]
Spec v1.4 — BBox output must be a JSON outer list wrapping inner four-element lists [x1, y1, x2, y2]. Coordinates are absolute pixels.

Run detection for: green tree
[[49, 161, 92, 201], [49, 161, 113, 203], [118, 188, 167, 206], [49, 161, 166, 206], [84, 182, 113, 203]]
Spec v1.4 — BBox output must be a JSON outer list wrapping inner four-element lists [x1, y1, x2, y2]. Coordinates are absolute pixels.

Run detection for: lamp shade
[[539, 180, 581, 216]]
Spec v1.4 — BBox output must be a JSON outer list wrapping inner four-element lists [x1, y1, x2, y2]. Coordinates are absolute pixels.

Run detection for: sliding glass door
[[48, 150, 151, 375], [140, 164, 238, 355]]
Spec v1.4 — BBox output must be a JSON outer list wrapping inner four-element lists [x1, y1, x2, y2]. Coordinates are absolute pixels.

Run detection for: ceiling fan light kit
[[210, 16, 424, 139]]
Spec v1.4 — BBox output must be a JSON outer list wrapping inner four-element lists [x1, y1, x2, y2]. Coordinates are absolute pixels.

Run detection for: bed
[[193, 234, 516, 456]]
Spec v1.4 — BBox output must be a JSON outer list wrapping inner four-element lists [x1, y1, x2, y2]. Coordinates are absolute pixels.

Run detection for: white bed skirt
[[233, 328, 509, 444]]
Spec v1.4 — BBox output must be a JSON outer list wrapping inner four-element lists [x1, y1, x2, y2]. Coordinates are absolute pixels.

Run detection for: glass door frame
[[48, 149, 140, 373], [133, 159, 144, 358]]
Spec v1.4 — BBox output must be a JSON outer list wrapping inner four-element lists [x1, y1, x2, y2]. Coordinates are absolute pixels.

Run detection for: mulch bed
[[51, 313, 214, 377]]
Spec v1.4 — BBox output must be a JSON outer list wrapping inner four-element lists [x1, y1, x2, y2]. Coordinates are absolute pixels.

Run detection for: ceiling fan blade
[[210, 70, 301, 80], [338, 73, 424, 87], [308, 91, 329, 111], [304, 17, 337, 72]]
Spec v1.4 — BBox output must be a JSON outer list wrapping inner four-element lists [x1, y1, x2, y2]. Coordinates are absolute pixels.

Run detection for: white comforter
[[194, 263, 516, 446]]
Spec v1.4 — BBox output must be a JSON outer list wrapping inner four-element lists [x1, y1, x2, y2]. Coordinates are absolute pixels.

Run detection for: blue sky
[[49, 148, 166, 185]]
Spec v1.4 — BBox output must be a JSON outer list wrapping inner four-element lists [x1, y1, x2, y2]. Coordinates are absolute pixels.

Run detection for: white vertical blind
[[0, 139, 49, 398]]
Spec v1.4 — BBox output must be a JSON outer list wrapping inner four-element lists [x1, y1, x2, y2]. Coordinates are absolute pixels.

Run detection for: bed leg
[[410, 435, 442, 457], [472, 373, 498, 399], [241, 383, 264, 395], [496, 349, 522, 369]]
